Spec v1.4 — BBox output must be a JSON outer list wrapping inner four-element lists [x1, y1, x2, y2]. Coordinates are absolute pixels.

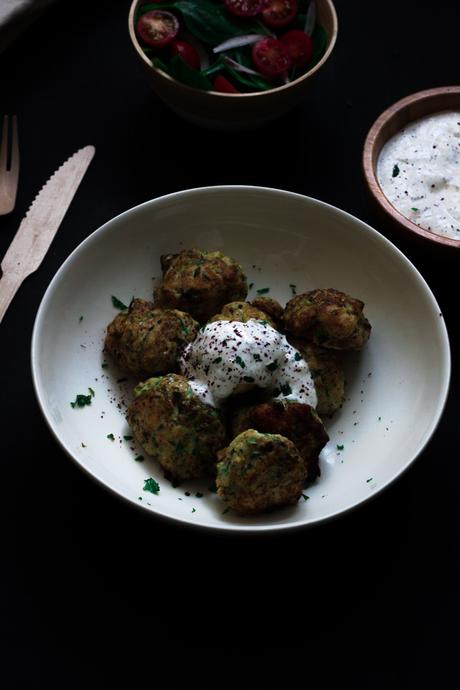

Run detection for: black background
[[1, 0, 459, 685]]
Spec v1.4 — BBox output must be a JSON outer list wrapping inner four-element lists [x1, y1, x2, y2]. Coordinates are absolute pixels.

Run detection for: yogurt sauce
[[180, 319, 317, 409], [377, 110, 460, 239]]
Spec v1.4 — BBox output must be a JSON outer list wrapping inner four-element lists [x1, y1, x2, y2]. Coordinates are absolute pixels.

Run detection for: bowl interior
[[364, 87, 460, 247], [32, 187, 450, 532]]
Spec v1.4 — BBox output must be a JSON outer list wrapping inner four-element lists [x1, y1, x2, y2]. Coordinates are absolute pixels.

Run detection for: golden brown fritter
[[127, 374, 226, 481], [216, 429, 307, 515], [289, 338, 345, 416], [154, 249, 248, 322], [209, 301, 276, 328], [284, 288, 371, 350], [104, 298, 199, 378], [250, 296, 284, 329], [231, 399, 328, 482]]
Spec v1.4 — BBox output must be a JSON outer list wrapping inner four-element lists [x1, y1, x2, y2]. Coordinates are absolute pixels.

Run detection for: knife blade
[[0, 145, 95, 323]]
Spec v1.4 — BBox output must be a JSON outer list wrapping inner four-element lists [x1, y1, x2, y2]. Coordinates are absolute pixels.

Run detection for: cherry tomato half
[[280, 30, 313, 67], [224, 0, 263, 17], [136, 10, 179, 50], [170, 40, 201, 70], [213, 75, 240, 93], [251, 37, 291, 76], [261, 0, 297, 29]]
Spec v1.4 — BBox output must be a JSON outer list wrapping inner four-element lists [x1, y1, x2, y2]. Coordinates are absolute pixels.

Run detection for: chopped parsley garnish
[[107, 433, 115, 441], [392, 164, 400, 177], [301, 494, 309, 501], [79, 315, 83, 322], [280, 383, 292, 396], [411, 207, 419, 212], [192, 508, 196, 513], [249, 282, 254, 289], [289, 284, 297, 294], [266, 361, 278, 372], [212, 356, 222, 364], [88, 387, 95, 397], [143, 477, 160, 494], [256, 287, 270, 294], [101, 362, 108, 369], [123, 435, 133, 441], [111, 295, 128, 310], [134, 455, 144, 462], [70, 391, 93, 408], [179, 319, 189, 334], [81, 442, 86, 448], [185, 491, 191, 496], [366, 477, 373, 483], [336, 444, 344, 450], [294, 352, 302, 361], [235, 356, 245, 368], [195, 492, 203, 498], [253, 353, 262, 362]]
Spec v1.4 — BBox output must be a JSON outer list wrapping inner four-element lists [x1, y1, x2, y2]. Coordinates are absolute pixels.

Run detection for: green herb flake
[[111, 295, 128, 310], [134, 455, 144, 462], [143, 477, 160, 494], [235, 355, 246, 369], [79, 315, 83, 322], [289, 284, 297, 294], [243, 376, 255, 383], [101, 362, 108, 369], [88, 387, 95, 397], [366, 477, 373, 483], [256, 287, 270, 294], [195, 492, 203, 498], [192, 508, 196, 513], [179, 319, 189, 335], [411, 207, 419, 212], [294, 352, 302, 361], [107, 433, 115, 441], [249, 282, 254, 289], [336, 444, 344, 451], [378, 416, 382, 421], [213, 356, 222, 364], [266, 361, 278, 372], [185, 491, 191, 496], [301, 494, 309, 501], [70, 392, 92, 408], [123, 435, 133, 441], [81, 442, 86, 448], [392, 164, 400, 178], [280, 383, 292, 396], [253, 353, 262, 362]]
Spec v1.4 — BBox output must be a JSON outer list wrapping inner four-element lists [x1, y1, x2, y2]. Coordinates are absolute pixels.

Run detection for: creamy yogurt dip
[[179, 319, 317, 409], [377, 110, 460, 239]]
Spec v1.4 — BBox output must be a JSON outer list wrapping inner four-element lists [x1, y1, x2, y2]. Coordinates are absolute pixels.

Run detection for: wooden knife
[[0, 145, 95, 323]]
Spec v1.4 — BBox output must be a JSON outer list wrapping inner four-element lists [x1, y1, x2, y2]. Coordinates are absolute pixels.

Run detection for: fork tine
[[0, 115, 8, 170], [10, 115, 19, 176]]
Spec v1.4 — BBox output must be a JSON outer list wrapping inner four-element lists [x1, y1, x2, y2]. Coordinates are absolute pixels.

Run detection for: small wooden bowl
[[363, 86, 460, 250], [128, 0, 338, 130]]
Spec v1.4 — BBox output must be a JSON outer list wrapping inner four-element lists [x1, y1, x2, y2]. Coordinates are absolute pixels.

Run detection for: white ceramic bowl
[[31, 186, 450, 532]]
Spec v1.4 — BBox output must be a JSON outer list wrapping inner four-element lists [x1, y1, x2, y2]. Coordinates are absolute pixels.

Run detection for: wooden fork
[[0, 115, 19, 215]]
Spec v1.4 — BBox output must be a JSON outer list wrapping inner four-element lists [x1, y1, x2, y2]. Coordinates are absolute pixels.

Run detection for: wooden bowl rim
[[363, 86, 460, 249], [128, 0, 338, 99]]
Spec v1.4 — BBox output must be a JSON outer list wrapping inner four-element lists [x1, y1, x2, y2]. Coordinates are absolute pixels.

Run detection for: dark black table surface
[[2, 0, 459, 685]]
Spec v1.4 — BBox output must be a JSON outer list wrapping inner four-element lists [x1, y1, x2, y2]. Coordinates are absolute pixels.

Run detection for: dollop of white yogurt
[[179, 319, 317, 409], [377, 110, 460, 239]]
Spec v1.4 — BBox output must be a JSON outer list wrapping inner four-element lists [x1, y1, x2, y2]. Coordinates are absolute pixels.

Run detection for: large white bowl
[[31, 186, 450, 532]]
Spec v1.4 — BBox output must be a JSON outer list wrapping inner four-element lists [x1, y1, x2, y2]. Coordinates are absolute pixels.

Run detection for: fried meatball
[[104, 298, 199, 378], [209, 301, 276, 328], [232, 399, 328, 482], [216, 429, 307, 515], [284, 288, 371, 350], [289, 339, 345, 416], [154, 248, 248, 322], [250, 296, 283, 328], [127, 374, 226, 481]]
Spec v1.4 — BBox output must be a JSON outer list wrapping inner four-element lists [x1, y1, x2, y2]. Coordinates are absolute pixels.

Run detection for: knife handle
[[0, 272, 22, 323]]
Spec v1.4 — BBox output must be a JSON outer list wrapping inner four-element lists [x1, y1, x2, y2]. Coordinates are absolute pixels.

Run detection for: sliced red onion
[[222, 55, 265, 77], [181, 30, 210, 70], [213, 34, 266, 54], [304, 1, 317, 37]]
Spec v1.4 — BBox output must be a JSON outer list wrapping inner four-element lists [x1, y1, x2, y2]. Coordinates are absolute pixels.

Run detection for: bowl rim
[[363, 85, 460, 249], [30, 185, 451, 533], [127, 0, 338, 98]]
